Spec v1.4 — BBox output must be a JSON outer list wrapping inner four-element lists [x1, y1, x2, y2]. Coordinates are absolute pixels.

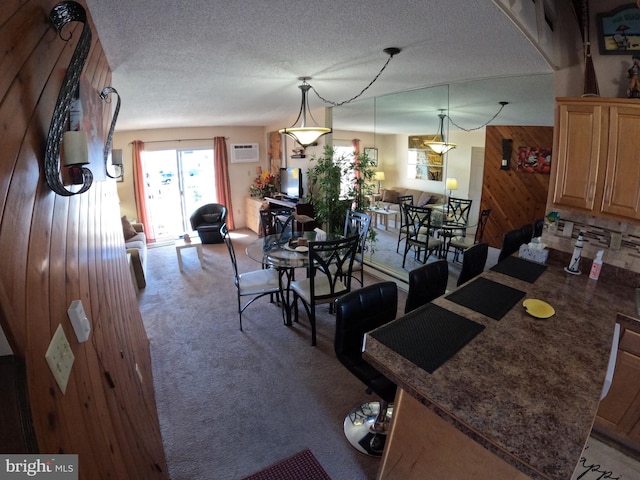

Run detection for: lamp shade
[[374, 171, 386, 181], [62, 131, 89, 166], [446, 178, 458, 191]]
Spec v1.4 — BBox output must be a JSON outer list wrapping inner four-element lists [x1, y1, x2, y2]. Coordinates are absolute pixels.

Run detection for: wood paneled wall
[[481, 125, 554, 249], [0, 1, 168, 477]]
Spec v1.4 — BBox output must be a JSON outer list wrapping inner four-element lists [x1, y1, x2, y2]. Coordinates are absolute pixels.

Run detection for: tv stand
[[265, 196, 298, 208]]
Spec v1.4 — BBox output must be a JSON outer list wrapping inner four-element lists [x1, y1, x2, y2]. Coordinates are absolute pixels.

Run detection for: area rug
[[241, 449, 332, 480]]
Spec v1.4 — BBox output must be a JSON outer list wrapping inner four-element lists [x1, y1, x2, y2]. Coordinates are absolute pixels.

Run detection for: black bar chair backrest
[[405, 260, 449, 313], [457, 242, 489, 286], [335, 281, 398, 456]]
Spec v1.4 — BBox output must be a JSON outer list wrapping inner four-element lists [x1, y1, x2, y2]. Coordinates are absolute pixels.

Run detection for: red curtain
[[214, 137, 235, 230], [132, 140, 155, 242]]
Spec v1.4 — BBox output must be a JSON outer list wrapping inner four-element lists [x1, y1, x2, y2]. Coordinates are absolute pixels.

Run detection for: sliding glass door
[[143, 148, 216, 241]]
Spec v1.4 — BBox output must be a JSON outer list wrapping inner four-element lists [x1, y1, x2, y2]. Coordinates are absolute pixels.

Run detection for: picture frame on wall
[[364, 147, 378, 166], [597, 4, 640, 55]]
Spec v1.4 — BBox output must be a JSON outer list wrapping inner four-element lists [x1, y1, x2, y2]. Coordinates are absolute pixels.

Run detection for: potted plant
[[307, 146, 378, 250], [307, 145, 349, 234]]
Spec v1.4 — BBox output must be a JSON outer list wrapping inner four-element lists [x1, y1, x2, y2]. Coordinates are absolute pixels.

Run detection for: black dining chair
[[291, 235, 360, 346], [335, 281, 398, 456], [221, 224, 282, 331], [342, 210, 372, 285], [449, 209, 491, 263], [457, 242, 488, 286], [259, 208, 294, 238], [405, 260, 449, 313], [395, 194, 414, 253], [402, 204, 443, 268]]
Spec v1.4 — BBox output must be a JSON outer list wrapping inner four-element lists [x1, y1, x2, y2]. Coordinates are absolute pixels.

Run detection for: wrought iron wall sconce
[[100, 87, 123, 179], [501, 139, 513, 170], [43, 1, 93, 196]]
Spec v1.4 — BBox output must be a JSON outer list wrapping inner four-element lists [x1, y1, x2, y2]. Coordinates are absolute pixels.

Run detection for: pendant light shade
[[279, 79, 331, 148], [425, 110, 456, 155]]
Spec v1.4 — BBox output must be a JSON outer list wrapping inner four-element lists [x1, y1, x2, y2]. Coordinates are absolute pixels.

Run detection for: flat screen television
[[279, 167, 303, 199]]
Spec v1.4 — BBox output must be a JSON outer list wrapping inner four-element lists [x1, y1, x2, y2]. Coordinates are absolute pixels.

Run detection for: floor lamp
[[374, 171, 385, 193]]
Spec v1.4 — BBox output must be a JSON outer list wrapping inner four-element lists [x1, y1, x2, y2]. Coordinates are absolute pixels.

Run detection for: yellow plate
[[523, 299, 555, 319]]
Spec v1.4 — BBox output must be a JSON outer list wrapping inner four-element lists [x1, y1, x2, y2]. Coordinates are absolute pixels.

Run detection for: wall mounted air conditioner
[[230, 143, 259, 163]]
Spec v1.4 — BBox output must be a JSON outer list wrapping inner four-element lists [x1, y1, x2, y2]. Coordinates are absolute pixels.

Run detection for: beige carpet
[[138, 229, 407, 480]]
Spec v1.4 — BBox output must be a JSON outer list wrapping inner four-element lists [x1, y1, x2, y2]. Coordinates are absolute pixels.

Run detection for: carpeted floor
[[139, 227, 640, 480], [138, 229, 408, 480]]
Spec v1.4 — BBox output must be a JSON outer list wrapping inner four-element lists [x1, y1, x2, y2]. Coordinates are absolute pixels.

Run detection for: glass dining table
[[245, 230, 341, 325]]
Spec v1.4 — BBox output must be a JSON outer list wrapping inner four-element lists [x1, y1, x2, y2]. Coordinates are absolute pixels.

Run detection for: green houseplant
[[307, 145, 378, 248]]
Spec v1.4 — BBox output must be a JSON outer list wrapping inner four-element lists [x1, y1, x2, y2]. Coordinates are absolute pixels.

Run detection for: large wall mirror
[[332, 74, 554, 281]]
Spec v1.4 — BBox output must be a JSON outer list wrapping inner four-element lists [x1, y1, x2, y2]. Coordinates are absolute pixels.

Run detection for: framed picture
[[597, 4, 640, 55], [364, 147, 378, 166], [517, 146, 551, 174]]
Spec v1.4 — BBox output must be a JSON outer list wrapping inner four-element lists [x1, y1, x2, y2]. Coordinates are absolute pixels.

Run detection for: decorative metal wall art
[[44, 1, 93, 196], [100, 87, 123, 179]]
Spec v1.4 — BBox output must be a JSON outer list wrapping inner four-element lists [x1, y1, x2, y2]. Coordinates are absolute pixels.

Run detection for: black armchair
[[335, 281, 398, 456], [190, 203, 227, 244]]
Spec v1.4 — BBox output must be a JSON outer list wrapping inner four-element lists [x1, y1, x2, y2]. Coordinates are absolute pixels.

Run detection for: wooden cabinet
[[245, 197, 263, 234], [594, 320, 640, 452], [551, 98, 640, 221]]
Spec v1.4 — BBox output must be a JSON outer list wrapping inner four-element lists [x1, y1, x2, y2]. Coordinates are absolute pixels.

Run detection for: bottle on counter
[[565, 232, 584, 275], [589, 250, 604, 280]]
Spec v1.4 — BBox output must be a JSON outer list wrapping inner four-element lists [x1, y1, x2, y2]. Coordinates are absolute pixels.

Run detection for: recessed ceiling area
[[85, 0, 556, 133]]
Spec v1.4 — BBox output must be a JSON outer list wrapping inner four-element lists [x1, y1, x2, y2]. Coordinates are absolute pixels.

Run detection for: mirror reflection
[[332, 74, 554, 282]]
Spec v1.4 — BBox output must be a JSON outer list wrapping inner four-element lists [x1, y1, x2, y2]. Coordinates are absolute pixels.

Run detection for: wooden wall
[[481, 125, 554, 249], [0, 1, 168, 478]]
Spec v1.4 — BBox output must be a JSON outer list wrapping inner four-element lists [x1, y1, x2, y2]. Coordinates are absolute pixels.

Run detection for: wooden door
[[552, 102, 603, 211], [601, 105, 640, 219]]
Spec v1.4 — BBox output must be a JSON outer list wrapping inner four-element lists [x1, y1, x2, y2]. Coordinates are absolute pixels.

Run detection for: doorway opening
[[143, 148, 216, 242]]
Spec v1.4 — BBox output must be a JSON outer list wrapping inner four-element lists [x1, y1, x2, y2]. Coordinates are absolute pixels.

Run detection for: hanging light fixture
[[424, 110, 456, 155], [279, 77, 331, 148], [279, 47, 401, 148], [425, 102, 509, 155]]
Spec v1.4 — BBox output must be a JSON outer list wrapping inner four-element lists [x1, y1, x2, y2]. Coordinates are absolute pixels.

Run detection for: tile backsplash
[[541, 209, 640, 274]]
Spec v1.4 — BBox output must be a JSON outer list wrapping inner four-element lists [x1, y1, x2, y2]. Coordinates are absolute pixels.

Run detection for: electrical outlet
[[610, 232, 622, 250], [45, 324, 75, 394]]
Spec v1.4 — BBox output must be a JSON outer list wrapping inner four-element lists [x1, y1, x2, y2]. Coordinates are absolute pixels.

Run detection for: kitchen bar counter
[[364, 256, 638, 480]]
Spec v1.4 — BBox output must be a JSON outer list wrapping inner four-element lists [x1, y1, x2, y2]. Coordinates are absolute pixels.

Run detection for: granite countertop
[[364, 255, 639, 480]]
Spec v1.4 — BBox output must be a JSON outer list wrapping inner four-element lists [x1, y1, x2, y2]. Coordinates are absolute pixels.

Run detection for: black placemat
[[445, 277, 525, 320], [370, 304, 485, 374], [490, 256, 547, 283]]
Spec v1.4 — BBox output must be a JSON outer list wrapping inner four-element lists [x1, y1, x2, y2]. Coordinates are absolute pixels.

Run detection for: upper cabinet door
[[601, 105, 640, 219], [552, 102, 603, 211]]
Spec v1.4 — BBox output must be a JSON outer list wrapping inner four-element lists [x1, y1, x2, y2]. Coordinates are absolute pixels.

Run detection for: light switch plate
[[67, 300, 91, 343], [45, 324, 74, 394]]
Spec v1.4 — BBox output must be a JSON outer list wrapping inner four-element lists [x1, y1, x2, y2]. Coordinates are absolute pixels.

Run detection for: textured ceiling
[[85, 0, 556, 133]]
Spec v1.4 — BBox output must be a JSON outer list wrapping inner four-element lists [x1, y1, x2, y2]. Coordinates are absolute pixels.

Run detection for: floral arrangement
[[249, 171, 278, 198]]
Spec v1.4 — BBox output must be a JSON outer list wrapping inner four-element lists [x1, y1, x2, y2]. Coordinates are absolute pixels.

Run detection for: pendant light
[[424, 110, 456, 155], [279, 77, 331, 148], [279, 47, 401, 148]]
